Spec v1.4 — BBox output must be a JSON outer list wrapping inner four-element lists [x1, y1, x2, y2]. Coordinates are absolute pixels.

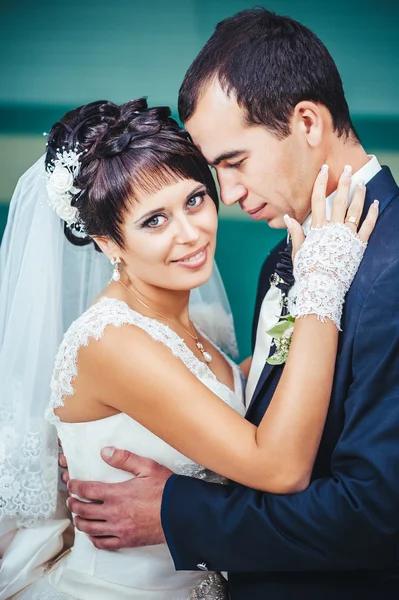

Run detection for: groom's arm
[[162, 260, 399, 572]]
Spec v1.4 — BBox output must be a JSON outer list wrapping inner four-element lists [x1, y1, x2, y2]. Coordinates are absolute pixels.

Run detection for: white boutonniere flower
[[266, 314, 295, 365]]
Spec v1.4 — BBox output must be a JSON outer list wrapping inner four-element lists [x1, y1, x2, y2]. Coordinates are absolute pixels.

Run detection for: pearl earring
[[111, 257, 121, 281]]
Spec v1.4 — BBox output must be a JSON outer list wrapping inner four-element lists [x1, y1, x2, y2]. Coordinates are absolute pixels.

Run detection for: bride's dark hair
[[45, 98, 218, 248]]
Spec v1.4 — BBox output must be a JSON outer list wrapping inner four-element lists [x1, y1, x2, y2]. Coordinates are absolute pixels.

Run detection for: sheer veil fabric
[[0, 156, 237, 594]]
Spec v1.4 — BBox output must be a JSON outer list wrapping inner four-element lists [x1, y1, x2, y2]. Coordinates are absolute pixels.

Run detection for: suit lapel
[[362, 166, 399, 221], [246, 166, 398, 420], [247, 360, 277, 414]]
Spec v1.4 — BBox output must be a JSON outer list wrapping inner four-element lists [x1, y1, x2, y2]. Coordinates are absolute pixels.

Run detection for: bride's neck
[[117, 274, 192, 328]]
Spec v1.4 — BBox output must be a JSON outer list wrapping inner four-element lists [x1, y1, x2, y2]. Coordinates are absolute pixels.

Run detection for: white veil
[[0, 155, 238, 528]]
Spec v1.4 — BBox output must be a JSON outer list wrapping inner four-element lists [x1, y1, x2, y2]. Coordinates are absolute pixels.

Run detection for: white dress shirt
[[245, 156, 382, 407]]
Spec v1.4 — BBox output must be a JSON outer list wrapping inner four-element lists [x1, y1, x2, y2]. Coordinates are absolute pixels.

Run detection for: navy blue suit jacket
[[161, 167, 399, 599]]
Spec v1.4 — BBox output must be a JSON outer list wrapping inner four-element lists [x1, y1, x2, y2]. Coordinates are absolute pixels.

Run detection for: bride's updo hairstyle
[[45, 98, 218, 249]]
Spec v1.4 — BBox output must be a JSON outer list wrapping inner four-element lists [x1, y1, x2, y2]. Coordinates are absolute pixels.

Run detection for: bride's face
[[112, 178, 218, 292]]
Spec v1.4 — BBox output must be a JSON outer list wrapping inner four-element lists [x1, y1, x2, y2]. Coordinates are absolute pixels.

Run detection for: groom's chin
[[265, 214, 288, 229]]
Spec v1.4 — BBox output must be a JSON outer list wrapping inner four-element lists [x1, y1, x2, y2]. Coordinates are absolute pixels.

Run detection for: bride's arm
[[97, 311, 336, 494], [90, 170, 377, 494]]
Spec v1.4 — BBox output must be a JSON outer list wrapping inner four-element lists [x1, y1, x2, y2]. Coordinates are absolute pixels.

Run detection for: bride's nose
[[173, 216, 201, 245]]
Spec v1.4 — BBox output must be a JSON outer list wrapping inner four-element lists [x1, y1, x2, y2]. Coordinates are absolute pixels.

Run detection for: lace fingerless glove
[[291, 223, 367, 330]]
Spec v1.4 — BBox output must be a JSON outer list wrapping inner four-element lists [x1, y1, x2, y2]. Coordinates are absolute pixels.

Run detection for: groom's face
[[185, 81, 315, 227]]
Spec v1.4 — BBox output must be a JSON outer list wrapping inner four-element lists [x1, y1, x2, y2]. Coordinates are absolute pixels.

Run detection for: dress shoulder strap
[[46, 297, 215, 423]]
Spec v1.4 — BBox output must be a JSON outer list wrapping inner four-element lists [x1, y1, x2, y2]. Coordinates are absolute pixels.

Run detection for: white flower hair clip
[[45, 145, 84, 226]]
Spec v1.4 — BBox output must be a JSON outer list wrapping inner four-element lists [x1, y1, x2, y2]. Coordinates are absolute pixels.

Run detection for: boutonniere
[[266, 314, 295, 365]]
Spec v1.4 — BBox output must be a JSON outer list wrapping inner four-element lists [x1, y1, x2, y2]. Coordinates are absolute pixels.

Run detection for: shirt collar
[[302, 155, 382, 236]]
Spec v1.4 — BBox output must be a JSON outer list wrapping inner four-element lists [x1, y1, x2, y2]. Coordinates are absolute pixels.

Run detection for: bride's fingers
[[284, 214, 305, 259], [330, 165, 352, 223], [310, 164, 329, 227], [344, 181, 366, 232], [357, 200, 379, 243]]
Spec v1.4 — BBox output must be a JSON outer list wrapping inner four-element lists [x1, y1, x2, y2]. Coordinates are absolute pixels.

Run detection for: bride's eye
[[186, 191, 206, 209], [143, 214, 167, 229]]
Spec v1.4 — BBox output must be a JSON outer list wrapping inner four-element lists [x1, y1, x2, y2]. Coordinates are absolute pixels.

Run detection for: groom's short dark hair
[[178, 8, 358, 141]]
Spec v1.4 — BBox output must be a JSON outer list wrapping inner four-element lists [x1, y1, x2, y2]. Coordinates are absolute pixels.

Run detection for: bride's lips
[[172, 244, 209, 269]]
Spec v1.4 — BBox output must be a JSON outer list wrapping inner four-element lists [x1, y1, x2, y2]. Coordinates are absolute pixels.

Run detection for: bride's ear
[[92, 236, 119, 261]]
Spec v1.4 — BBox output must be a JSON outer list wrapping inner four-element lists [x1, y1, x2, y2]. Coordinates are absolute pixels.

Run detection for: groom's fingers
[[61, 469, 70, 485], [67, 496, 107, 520], [74, 516, 110, 537], [58, 452, 67, 468], [68, 479, 108, 501], [100, 447, 148, 475], [90, 536, 123, 551]]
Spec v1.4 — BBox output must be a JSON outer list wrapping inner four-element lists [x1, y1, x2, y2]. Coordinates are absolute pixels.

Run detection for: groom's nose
[[218, 177, 247, 206]]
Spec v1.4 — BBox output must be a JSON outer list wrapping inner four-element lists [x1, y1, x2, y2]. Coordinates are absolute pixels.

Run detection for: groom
[[67, 9, 399, 599]]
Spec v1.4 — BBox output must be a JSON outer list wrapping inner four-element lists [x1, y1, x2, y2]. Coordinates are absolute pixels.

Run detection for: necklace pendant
[[202, 351, 212, 363], [196, 341, 212, 363]]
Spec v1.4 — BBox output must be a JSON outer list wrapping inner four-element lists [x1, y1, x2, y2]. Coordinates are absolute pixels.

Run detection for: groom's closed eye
[[226, 159, 245, 170], [211, 150, 247, 167]]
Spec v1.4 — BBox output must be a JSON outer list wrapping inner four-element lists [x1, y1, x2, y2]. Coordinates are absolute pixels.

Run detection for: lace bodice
[[46, 296, 243, 425], [35, 297, 244, 600]]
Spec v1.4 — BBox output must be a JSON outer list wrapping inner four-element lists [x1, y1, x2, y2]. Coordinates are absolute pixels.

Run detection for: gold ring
[[345, 216, 359, 227]]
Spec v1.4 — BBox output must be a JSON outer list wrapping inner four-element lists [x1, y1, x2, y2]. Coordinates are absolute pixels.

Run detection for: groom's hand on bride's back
[[58, 439, 70, 484], [66, 448, 172, 550]]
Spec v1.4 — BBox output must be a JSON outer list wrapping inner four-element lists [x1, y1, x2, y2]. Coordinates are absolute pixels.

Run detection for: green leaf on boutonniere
[[266, 354, 286, 366], [266, 318, 294, 339], [265, 313, 296, 366], [282, 314, 295, 323]]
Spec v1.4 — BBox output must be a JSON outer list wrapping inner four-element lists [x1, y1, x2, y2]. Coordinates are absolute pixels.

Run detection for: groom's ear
[[291, 101, 326, 148]]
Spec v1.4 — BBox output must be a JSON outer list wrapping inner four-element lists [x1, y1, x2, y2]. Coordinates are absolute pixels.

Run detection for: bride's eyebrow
[[133, 184, 207, 224], [133, 207, 165, 224], [187, 183, 207, 197]]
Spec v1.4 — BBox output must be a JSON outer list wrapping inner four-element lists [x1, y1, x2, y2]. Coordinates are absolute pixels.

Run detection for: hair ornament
[[45, 144, 83, 226]]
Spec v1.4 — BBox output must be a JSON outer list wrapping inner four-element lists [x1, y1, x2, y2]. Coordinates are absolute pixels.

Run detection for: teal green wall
[[0, 0, 398, 358], [1, 0, 398, 115]]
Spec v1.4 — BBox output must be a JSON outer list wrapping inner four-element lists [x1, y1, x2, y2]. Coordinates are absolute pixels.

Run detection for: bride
[[0, 98, 377, 599]]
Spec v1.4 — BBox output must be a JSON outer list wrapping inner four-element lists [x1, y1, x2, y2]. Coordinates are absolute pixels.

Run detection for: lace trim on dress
[[174, 460, 227, 485], [190, 573, 229, 599], [46, 297, 220, 423], [0, 399, 58, 526], [32, 591, 74, 600]]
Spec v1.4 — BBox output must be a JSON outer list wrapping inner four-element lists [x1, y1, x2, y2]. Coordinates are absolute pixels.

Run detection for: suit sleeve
[[161, 259, 399, 572]]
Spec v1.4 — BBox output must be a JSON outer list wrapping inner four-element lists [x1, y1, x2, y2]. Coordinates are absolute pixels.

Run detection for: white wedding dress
[[11, 297, 245, 600]]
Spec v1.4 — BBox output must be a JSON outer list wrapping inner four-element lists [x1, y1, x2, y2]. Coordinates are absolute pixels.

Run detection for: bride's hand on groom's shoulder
[[66, 448, 172, 550], [283, 164, 378, 263]]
